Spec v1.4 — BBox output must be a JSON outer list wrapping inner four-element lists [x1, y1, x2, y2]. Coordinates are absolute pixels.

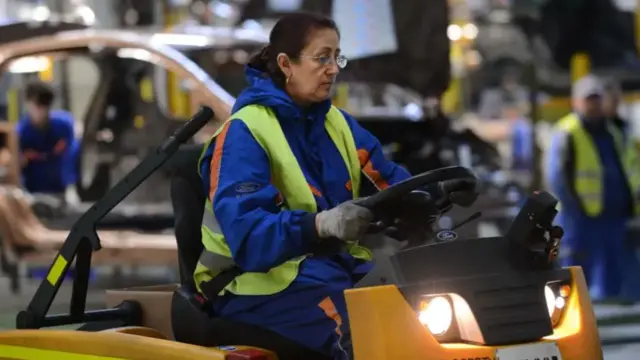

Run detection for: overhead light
[[462, 23, 478, 40], [212, 1, 235, 18], [32, 5, 51, 22], [117, 48, 152, 62], [7, 56, 50, 74], [241, 19, 262, 31], [447, 24, 462, 41], [75, 5, 96, 26]]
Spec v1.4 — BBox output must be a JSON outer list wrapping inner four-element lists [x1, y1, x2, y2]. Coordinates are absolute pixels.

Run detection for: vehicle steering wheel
[[358, 166, 478, 244], [359, 165, 476, 211]]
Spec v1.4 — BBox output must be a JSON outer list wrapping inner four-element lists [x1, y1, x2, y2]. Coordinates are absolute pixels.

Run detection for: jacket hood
[[231, 65, 331, 122]]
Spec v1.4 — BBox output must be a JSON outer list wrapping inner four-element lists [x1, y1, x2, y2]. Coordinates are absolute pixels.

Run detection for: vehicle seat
[[169, 150, 331, 360]]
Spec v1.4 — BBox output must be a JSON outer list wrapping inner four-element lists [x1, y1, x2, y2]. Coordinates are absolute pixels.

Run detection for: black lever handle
[[161, 106, 215, 152]]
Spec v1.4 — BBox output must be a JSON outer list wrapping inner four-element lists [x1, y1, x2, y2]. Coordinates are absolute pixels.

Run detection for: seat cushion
[[171, 287, 330, 360]]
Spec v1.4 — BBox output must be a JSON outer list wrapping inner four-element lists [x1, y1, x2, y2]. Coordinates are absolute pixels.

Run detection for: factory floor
[[0, 276, 638, 359]]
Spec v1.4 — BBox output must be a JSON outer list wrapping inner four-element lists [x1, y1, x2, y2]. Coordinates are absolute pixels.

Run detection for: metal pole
[[525, 33, 542, 192], [52, 0, 71, 111]]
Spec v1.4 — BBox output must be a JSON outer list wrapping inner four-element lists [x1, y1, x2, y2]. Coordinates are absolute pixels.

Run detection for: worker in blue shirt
[[545, 75, 640, 301], [195, 13, 471, 359], [505, 102, 533, 171], [16, 80, 77, 194]]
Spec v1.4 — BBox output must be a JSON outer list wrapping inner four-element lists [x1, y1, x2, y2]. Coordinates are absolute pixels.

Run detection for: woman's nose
[[326, 62, 340, 75]]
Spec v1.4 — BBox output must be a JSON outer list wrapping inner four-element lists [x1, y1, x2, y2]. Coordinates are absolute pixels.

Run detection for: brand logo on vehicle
[[436, 230, 458, 241]]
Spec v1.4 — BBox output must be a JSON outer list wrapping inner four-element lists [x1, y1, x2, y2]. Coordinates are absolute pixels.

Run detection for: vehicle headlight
[[544, 285, 555, 317], [544, 282, 571, 326], [418, 296, 453, 335]]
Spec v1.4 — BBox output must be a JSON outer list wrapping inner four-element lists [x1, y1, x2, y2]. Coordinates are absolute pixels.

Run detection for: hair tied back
[[260, 45, 271, 60]]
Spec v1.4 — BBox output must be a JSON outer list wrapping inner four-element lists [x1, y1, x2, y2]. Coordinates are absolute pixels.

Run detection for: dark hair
[[248, 12, 339, 87], [25, 80, 55, 107]]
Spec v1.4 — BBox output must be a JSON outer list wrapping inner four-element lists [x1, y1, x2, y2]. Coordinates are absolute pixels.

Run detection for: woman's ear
[[277, 53, 292, 78]]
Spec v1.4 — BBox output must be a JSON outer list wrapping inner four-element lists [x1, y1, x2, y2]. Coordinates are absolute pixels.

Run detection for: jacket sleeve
[[339, 109, 411, 189], [51, 114, 75, 156], [545, 129, 578, 210], [201, 119, 319, 273]]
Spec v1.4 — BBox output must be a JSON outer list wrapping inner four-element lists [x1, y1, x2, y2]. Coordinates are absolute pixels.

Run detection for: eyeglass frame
[[298, 54, 348, 69]]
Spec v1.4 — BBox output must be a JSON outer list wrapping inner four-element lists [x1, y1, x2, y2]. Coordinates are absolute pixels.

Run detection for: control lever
[[506, 191, 561, 270]]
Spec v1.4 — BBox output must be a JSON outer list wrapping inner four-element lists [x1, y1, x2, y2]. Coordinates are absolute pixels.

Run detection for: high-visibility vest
[[195, 105, 372, 296], [556, 113, 640, 217]]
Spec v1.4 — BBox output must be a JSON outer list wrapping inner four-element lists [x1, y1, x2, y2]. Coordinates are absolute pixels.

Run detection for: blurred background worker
[[505, 101, 533, 172], [600, 77, 640, 301], [602, 77, 627, 133], [17, 80, 77, 196], [545, 74, 640, 301]]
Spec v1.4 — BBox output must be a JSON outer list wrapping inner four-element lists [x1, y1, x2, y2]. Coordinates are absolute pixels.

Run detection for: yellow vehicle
[[0, 107, 602, 359]]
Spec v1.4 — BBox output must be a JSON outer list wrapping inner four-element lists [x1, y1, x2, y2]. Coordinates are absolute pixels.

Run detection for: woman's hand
[[315, 200, 374, 240]]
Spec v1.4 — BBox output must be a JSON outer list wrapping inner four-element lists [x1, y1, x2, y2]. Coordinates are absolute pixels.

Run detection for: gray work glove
[[315, 200, 374, 240]]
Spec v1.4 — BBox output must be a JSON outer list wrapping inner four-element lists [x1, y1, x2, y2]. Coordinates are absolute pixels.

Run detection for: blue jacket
[[17, 110, 77, 193], [199, 66, 411, 318], [511, 117, 533, 170]]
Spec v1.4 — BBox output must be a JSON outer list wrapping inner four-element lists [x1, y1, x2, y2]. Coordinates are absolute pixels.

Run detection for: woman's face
[[278, 28, 341, 105]]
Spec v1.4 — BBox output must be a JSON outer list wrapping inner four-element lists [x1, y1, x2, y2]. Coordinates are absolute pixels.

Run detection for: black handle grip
[[437, 177, 478, 195], [356, 166, 476, 209], [172, 106, 215, 144]]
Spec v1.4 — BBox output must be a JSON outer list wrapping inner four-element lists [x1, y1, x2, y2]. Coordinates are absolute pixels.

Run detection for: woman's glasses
[[299, 54, 348, 69]]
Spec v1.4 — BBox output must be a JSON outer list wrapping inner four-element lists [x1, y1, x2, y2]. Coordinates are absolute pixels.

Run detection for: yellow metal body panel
[[0, 330, 277, 360], [346, 266, 602, 360], [1, 267, 601, 360]]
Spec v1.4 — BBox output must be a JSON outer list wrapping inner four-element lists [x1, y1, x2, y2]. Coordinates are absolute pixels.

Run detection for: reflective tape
[[202, 207, 221, 232], [198, 250, 236, 272]]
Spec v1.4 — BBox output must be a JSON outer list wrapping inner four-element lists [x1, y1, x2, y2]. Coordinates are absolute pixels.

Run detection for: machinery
[[0, 20, 262, 205], [0, 107, 602, 359]]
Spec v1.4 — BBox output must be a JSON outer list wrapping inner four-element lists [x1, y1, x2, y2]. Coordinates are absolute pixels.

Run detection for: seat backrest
[[169, 145, 207, 288]]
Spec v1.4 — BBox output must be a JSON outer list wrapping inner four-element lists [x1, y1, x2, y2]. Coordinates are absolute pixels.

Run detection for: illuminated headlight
[[418, 296, 453, 335], [544, 283, 571, 325], [544, 285, 555, 316]]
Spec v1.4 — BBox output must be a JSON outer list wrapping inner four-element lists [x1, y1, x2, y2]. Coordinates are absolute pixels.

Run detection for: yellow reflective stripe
[[0, 345, 125, 360], [47, 255, 68, 286]]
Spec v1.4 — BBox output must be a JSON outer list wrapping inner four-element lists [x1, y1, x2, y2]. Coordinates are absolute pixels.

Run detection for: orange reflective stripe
[[209, 122, 231, 202], [53, 139, 67, 154], [318, 297, 343, 336], [309, 184, 322, 197], [357, 149, 389, 190], [275, 191, 284, 206]]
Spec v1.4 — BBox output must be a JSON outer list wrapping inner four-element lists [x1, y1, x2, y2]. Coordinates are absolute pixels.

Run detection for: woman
[[197, 13, 425, 359]]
